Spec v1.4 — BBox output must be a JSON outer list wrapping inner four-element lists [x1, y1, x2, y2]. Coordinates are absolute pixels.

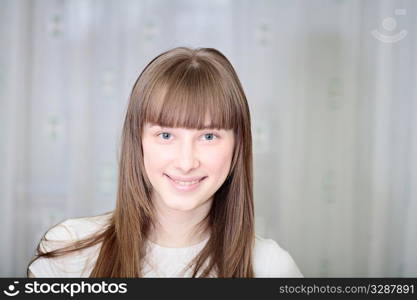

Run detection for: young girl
[[27, 47, 303, 277]]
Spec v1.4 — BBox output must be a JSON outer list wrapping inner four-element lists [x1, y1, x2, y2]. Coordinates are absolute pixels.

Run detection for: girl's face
[[142, 122, 235, 212]]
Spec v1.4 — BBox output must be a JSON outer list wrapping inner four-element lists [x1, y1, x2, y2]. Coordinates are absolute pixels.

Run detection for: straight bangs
[[140, 60, 239, 131]]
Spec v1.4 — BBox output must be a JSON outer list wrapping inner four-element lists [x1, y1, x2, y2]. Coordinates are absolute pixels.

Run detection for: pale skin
[[142, 122, 235, 248]]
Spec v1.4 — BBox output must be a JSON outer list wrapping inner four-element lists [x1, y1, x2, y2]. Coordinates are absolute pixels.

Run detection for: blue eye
[[203, 133, 216, 141], [159, 132, 172, 140]]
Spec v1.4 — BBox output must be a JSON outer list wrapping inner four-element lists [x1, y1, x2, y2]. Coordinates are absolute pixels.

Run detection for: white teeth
[[173, 179, 200, 185]]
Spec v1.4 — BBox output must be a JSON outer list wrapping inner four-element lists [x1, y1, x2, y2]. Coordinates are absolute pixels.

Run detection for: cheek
[[205, 146, 234, 176], [142, 140, 164, 174]]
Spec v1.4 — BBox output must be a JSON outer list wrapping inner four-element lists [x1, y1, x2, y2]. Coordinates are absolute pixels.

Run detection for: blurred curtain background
[[0, 0, 416, 277]]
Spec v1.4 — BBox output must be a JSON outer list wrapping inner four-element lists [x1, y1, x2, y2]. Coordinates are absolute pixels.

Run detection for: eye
[[158, 132, 172, 140], [202, 133, 217, 141]]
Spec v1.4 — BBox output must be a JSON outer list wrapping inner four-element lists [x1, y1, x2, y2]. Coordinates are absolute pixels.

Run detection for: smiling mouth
[[164, 174, 207, 188], [165, 174, 207, 184]]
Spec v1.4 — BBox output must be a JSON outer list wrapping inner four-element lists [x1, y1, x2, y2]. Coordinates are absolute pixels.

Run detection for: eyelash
[[157, 132, 219, 142]]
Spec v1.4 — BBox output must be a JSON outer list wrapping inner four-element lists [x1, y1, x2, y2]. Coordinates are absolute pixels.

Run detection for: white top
[[28, 214, 303, 278]]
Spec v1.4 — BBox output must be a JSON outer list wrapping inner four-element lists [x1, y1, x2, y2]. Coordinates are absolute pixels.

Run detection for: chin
[[163, 198, 200, 212]]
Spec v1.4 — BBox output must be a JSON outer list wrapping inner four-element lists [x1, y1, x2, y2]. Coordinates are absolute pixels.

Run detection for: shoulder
[[58, 212, 112, 239], [29, 212, 112, 277], [252, 235, 303, 278], [40, 212, 111, 251]]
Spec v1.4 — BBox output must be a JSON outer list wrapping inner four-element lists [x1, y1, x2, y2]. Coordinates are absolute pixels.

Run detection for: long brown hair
[[27, 47, 254, 277]]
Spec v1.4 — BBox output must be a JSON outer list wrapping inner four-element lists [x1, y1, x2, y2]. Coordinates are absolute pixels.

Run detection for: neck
[[149, 194, 212, 248]]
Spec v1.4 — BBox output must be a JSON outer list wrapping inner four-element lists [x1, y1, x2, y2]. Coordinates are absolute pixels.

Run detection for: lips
[[165, 174, 207, 182], [164, 174, 207, 191]]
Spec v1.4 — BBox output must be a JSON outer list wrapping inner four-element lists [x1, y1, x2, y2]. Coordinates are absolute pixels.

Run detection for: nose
[[175, 139, 200, 173]]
